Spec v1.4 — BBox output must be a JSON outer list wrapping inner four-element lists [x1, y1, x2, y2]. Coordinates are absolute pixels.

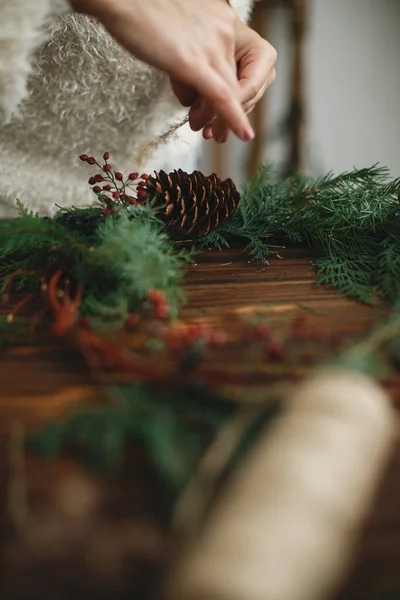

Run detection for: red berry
[[128, 172, 139, 181], [87, 157, 96, 165], [268, 341, 284, 361], [210, 330, 228, 346], [137, 181, 146, 187], [141, 173, 149, 180], [103, 184, 112, 191], [95, 174, 104, 182], [103, 164, 112, 172], [125, 313, 140, 331], [102, 208, 111, 216], [252, 324, 271, 341], [88, 176, 96, 185], [137, 189, 147, 200], [103, 152, 110, 161], [93, 186, 102, 194], [185, 323, 209, 342], [155, 302, 169, 319], [148, 289, 165, 303], [115, 172, 123, 181], [163, 329, 184, 352], [79, 154, 89, 161], [112, 191, 120, 199]]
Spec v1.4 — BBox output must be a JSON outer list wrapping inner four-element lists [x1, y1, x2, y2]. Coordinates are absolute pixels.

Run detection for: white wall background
[[201, 0, 400, 184]]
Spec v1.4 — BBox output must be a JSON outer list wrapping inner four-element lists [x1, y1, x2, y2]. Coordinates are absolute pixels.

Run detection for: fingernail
[[244, 127, 255, 141]]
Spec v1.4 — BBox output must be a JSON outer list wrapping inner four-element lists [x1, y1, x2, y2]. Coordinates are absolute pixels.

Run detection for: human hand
[[69, 0, 255, 142], [173, 18, 277, 143]]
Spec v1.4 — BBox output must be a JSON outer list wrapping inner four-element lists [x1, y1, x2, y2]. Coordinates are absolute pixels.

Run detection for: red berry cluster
[[247, 321, 285, 362], [162, 320, 227, 352], [147, 289, 170, 319], [79, 152, 149, 215]]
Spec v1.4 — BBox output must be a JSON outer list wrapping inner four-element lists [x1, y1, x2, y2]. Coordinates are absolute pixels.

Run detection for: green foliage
[[0, 203, 191, 327], [0, 207, 91, 293], [2, 163, 400, 324], [79, 207, 192, 325], [29, 383, 234, 495], [7, 163, 400, 491], [201, 164, 400, 304]]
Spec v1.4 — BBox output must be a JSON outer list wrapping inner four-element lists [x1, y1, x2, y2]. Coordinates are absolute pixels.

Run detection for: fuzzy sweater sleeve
[[0, 0, 68, 116]]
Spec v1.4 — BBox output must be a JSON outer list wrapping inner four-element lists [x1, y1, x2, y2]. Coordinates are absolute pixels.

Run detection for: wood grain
[[0, 245, 398, 600]]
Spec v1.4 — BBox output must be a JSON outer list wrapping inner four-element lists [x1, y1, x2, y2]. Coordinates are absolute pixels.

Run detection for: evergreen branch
[[0, 220, 90, 256], [198, 164, 400, 304], [28, 382, 234, 494]]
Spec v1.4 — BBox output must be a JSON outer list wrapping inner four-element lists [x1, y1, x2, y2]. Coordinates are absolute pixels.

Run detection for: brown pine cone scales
[[145, 169, 241, 239]]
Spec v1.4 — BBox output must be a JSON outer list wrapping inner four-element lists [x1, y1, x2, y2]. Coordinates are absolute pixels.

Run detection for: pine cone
[[145, 169, 241, 238]]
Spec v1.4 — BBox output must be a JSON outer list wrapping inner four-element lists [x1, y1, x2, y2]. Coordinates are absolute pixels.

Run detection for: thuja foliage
[[27, 301, 400, 489], [0, 203, 190, 327], [201, 164, 400, 304], [3, 160, 400, 489], [28, 382, 237, 495], [1, 163, 400, 327]]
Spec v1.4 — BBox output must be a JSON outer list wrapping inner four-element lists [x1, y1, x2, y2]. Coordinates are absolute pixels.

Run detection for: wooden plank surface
[[0, 245, 399, 600]]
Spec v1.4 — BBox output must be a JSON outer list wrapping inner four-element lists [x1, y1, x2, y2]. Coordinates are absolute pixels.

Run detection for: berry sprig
[[147, 289, 170, 320], [162, 320, 227, 352], [79, 152, 149, 215]]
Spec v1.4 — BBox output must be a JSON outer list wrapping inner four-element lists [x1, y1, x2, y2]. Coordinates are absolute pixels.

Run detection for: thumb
[[170, 79, 198, 107]]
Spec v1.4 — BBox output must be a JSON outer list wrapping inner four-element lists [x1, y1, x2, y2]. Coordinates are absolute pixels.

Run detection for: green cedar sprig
[[28, 382, 235, 495], [201, 164, 400, 304], [0, 203, 192, 327], [2, 163, 400, 323]]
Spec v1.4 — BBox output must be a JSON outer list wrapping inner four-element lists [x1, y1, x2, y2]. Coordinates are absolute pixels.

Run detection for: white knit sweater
[[0, 0, 256, 217]]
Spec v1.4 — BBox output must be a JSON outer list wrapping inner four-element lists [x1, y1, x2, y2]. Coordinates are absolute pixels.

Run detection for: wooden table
[[1, 246, 399, 600]]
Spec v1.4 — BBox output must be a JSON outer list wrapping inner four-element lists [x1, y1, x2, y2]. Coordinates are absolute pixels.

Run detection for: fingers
[[170, 80, 197, 107], [204, 34, 277, 143], [189, 99, 216, 131], [181, 58, 254, 141], [241, 66, 276, 114], [91, 0, 254, 141], [204, 65, 276, 143], [203, 126, 230, 143]]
